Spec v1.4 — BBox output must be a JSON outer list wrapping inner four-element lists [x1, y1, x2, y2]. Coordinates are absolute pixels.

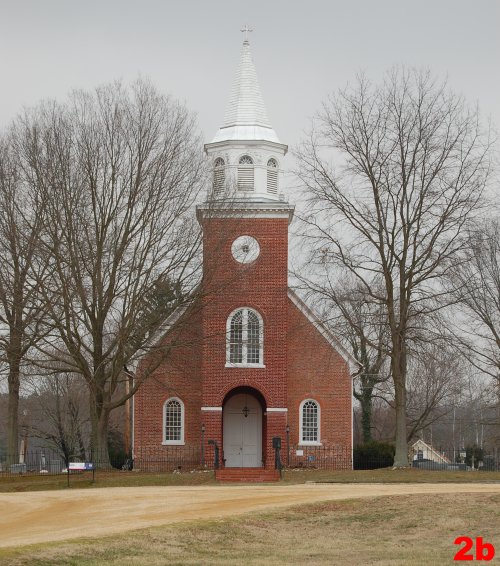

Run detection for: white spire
[[210, 38, 281, 144], [223, 39, 270, 127]]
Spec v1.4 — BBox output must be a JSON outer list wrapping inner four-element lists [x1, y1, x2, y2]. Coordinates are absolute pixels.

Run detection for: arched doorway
[[223, 390, 263, 467]]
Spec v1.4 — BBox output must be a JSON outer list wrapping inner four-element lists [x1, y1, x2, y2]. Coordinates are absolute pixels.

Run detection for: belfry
[[133, 35, 356, 480]]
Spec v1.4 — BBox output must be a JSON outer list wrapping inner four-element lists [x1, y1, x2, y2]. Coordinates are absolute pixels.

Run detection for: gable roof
[[412, 439, 451, 464], [288, 288, 361, 376]]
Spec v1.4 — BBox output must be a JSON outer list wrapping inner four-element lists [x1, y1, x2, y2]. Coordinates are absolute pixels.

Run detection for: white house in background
[[411, 439, 451, 464]]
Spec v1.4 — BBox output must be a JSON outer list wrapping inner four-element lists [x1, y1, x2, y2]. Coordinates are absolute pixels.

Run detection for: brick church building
[[133, 37, 357, 478]]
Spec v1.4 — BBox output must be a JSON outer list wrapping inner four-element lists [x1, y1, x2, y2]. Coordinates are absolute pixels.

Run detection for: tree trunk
[[360, 379, 373, 443], [75, 420, 86, 461], [7, 361, 20, 466], [392, 340, 409, 467], [89, 394, 110, 466], [97, 411, 111, 467], [393, 377, 408, 466]]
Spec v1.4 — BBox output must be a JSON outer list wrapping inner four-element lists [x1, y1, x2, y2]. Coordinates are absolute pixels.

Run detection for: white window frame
[[162, 397, 185, 445], [299, 399, 322, 446], [225, 307, 265, 368]]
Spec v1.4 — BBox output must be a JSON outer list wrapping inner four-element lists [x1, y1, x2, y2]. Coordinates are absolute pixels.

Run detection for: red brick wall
[[133, 213, 352, 471], [133, 307, 203, 461], [287, 299, 352, 451], [199, 216, 290, 468], [200, 216, 289, 409]]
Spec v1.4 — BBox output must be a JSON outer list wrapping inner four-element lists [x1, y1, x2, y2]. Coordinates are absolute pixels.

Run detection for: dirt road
[[1, 482, 499, 548]]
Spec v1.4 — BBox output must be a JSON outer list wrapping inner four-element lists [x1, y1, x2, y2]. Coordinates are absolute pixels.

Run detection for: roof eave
[[204, 139, 288, 155]]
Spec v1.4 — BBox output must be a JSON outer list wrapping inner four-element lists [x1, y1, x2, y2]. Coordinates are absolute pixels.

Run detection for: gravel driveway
[[2, 482, 499, 548]]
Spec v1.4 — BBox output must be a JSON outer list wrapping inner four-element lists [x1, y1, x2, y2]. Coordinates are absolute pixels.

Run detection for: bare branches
[[447, 219, 500, 384], [8, 79, 206, 460], [0, 132, 51, 462], [405, 344, 465, 442], [295, 67, 492, 465]]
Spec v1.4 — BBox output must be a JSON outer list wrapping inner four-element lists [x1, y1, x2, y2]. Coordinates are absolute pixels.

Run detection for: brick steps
[[215, 468, 280, 482]]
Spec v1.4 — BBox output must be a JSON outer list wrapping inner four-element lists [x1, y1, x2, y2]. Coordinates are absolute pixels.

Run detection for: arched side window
[[213, 157, 225, 195], [163, 397, 185, 445], [226, 307, 264, 366], [267, 158, 278, 194], [299, 399, 321, 445], [238, 155, 254, 191]]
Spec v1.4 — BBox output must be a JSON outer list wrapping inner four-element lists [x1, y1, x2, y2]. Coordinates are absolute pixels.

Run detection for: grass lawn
[[1, 493, 499, 565], [1, 467, 500, 492]]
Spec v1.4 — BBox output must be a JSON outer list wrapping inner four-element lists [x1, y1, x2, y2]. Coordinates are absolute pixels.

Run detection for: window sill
[[225, 362, 266, 369], [298, 442, 323, 447], [162, 441, 185, 446]]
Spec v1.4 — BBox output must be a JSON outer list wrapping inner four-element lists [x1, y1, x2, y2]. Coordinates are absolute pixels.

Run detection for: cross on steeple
[[240, 24, 253, 42]]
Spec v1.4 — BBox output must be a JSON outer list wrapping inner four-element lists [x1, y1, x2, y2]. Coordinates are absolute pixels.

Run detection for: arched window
[[213, 157, 225, 195], [226, 307, 264, 366], [299, 399, 320, 445], [238, 155, 254, 191], [163, 398, 184, 445], [267, 158, 278, 194]]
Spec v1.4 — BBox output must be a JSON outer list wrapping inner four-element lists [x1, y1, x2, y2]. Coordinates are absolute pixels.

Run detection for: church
[[133, 35, 357, 480]]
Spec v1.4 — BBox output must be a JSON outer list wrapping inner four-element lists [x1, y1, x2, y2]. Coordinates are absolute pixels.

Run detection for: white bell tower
[[204, 31, 288, 202]]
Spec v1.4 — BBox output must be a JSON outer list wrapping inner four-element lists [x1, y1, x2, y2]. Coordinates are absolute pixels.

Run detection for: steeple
[[203, 33, 289, 206], [210, 38, 281, 144]]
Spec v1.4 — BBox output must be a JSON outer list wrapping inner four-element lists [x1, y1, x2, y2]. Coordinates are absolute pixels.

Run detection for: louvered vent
[[267, 158, 278, 194], [238, 155, 254, 191], [213, 157, 225, 195]]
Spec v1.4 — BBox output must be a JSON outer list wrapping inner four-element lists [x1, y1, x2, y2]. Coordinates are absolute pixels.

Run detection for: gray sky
[[1, 0, 499, 152]]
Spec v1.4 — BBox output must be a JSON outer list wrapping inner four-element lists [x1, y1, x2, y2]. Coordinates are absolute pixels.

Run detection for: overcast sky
[[1, 0, 499, 190]]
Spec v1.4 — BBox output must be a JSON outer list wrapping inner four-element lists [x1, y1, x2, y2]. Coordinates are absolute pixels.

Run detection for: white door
[[223, 394, 262, 467]]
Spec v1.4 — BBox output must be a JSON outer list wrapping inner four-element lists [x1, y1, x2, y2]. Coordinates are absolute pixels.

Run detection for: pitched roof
[[210, 40, 281, 144], [412, 440, 451, 463]]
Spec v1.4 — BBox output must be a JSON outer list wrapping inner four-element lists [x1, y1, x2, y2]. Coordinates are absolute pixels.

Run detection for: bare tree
[[296, 271, 388, 443], [12, 79, 206, 462], [26, 372, 89, 465], [405, 342, 465, 442], [0, 136, 49, 464], [456, 370, 496, 449], [296, 68, 492, 465], [448, 220, 499, 387]]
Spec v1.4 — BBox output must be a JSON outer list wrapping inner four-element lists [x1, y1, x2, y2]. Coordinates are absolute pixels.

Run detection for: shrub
[[465, 446, 485, 469], [108, 429, 127, 470], [354, 441, 395, 470]]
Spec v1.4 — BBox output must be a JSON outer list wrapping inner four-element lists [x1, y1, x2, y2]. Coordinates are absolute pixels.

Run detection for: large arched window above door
[[163, 397, 185, 445], [299, 399, 321, 445], [226, 307, 264, 367]]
